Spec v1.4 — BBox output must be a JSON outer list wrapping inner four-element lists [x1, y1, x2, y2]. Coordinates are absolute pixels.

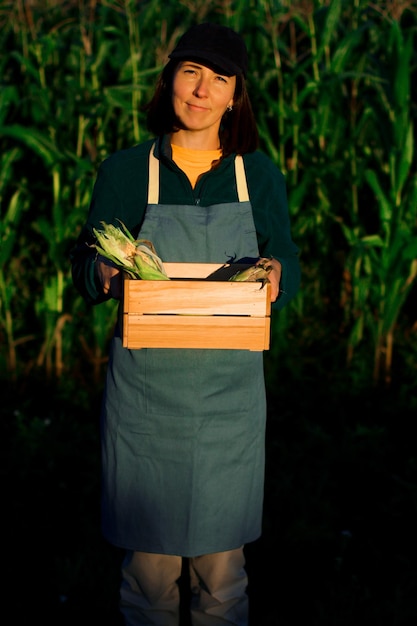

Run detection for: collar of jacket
[[155, 134, 236, 168]]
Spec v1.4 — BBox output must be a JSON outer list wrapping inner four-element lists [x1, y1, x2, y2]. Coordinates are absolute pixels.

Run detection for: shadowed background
[[1, 1, 416, 624]]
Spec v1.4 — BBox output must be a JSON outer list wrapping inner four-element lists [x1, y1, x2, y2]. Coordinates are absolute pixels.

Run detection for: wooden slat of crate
[[124, 314, 271, 350], [122, 263, 271, 351], [124, 280, 270, 316]]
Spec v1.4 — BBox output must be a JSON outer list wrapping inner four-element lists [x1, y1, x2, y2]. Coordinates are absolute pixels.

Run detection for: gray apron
[[101, 144, 267, 556]]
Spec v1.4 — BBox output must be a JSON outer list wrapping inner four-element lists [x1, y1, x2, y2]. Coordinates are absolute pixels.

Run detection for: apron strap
[[148, 141, 159, 204], [147, 142, 250, 203], [234, 155, 249, 202]]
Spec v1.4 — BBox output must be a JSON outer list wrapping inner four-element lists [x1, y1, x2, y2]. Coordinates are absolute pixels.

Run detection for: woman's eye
[[215, 76, 227, 83], [181, 66, 197, 75]]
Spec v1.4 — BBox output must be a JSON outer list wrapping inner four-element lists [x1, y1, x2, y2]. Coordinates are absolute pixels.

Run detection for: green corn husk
[[92, 219, 170, 280], [229, 258, 273, 283], [133, 239, 170, 280]]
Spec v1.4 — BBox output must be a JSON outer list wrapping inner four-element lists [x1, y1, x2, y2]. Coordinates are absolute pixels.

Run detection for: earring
[[227, 105, 233, 112]]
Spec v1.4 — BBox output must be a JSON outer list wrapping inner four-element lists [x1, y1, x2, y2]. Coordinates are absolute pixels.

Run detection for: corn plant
[[339, 18, 417, 385], [0, 148, 30, 378]]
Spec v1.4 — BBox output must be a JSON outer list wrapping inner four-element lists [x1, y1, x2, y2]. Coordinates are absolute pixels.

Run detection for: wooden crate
[[122, 263, 271, 351]]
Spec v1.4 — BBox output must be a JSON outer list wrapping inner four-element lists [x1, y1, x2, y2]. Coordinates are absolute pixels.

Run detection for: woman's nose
[[193, 77, 209, 97]]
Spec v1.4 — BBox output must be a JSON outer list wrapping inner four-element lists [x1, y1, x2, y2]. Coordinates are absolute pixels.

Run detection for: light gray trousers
[[120, 547, 249, 625]]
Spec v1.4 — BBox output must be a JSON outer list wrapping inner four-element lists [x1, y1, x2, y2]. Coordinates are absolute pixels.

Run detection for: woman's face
[[172, 61, 236, 135]]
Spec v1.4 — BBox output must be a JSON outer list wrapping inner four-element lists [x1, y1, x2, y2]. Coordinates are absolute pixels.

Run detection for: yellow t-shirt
[[171, 144, 222, 188]]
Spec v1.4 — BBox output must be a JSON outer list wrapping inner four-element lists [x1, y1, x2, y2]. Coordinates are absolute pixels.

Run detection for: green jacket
[[71, 135, 301, 311]]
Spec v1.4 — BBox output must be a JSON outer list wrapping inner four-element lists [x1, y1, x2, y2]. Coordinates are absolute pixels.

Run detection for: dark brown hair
[[144, 60, 259, 156]]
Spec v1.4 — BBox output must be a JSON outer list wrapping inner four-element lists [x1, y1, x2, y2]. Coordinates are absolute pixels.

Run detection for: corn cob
[[228, 257, 273, 287], [92, 220, 170, 280], [133, 239, 170, 280]]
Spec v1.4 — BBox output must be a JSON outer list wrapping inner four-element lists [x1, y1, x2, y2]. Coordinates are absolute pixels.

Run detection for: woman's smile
[[186, 102, 210, 111]]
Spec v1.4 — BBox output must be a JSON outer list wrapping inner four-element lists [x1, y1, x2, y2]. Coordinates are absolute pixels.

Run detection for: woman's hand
[[264, 257, 282, 302], [95, 255, 123, 300]]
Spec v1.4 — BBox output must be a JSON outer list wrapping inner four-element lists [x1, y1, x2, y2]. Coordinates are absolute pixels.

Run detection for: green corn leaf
[[316, 0, 342, 61], [0, 85, 19, 126], [360, 235, 384, 247], [0, 124, 62, 167], [396, 120, 414, 196], [0, 189, 29, 267], [364, 169, 392, 224], [391, 23, 412, 112], [382, 262, 417, 335]]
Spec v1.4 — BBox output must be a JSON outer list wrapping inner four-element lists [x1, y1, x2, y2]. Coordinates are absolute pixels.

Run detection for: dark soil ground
[[3, 376, 417, 626]]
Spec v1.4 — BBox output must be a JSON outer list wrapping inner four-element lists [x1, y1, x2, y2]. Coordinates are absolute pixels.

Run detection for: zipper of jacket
[[160, 139, 227, 206], [169, 159, 206, 206]]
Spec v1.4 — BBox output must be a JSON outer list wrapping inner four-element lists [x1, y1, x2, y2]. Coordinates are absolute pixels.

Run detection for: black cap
[[168, 23, 248, 77]]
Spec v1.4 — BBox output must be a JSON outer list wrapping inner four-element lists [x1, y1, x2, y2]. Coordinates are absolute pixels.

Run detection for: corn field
[[1, 0, 416, 391], [1, 2, 417, 624]]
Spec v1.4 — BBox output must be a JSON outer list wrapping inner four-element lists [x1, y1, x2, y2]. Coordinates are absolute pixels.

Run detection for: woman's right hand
[[95, 255, 123, 299]]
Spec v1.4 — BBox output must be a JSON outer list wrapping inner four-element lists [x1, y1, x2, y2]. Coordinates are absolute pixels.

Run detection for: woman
[[71, 22, 301, 626]]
